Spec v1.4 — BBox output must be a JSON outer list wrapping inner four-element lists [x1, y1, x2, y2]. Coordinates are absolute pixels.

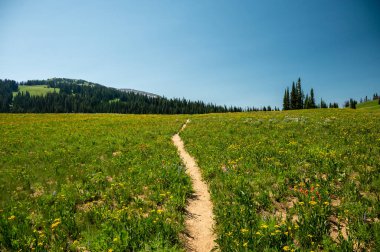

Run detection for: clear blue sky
[[1, 0, 379, 108]]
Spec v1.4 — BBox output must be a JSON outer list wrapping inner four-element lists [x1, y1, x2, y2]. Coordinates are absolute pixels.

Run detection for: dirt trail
[[172, 120, 217, 252]]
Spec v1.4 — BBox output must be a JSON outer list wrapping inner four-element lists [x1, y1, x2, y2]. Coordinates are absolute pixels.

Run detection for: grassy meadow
[[0, 114, 191, 251], [12, 85, 59, 97], [1, 109, 379, 251], [357, 100, 380, 111], [181, 109, 380, 251]]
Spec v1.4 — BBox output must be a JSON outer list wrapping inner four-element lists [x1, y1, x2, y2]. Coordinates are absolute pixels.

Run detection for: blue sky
[[0, 0, 379, 108]]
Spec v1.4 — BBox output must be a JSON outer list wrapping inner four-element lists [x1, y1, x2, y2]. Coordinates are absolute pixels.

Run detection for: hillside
[[357, 100, 380, 110], [12, 85, 59, 97], [0, 78, 249, 114]]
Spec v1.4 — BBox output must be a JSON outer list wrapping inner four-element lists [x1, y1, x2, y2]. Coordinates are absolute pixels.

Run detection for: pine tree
[[304, 94, 310, 109], [310, 88, 316, 108], [296, 78, 303, 109], [283, 88, 290, 110], [290, 82, 297, 110], [320, 98, 327, 108]]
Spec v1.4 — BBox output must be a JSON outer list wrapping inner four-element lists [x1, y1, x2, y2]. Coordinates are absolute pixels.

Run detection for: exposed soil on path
[[172, 120, 217, 252]]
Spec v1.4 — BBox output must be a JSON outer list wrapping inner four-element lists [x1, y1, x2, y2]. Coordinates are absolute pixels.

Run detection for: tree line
[[1, 78, 266, 114], [283, 78, 339, 110]]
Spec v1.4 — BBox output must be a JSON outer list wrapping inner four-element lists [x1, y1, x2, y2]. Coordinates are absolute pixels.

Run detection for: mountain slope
[[0, 78, 250, 114]]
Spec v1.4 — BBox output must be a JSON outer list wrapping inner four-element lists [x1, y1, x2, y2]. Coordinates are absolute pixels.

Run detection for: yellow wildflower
[[8, 215, 16, 220], [323, 201, 329, 206], [113, 237, 118, 242], [283, 245, 290, 251], [260, 224, 269, 229], [51, 220, 61, 229], [240, 228, 249, 233], [298, 202, 304, 205], [255, 231, 261, 235], [309, 201, 317, 205], [243, 241, 248, 247], [108, 249, 113, 252]]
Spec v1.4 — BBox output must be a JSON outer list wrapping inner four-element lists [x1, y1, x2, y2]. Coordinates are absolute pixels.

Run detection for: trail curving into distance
[[172, 119, 217, 252]]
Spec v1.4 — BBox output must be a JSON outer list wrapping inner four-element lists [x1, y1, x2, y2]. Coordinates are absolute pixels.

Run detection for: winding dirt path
[[172, 120, 217, 252]]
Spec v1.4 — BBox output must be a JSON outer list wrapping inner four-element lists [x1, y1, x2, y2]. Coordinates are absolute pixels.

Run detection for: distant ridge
[[119, 88, 160, 98]]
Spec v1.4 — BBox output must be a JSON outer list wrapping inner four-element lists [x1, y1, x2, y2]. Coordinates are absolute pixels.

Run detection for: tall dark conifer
[[290, 82, 297, 110], [296, 78, 303, 109], [310, 88, 316, 108], [283, 88, 290, 110]]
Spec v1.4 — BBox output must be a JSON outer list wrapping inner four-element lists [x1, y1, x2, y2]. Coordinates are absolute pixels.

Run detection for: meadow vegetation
[[12, 85, 59, 97], [1, 109, 379, 251], [0, 114, 191, 251], [181, 109, 380, 251], [357, 100, 380, 111]]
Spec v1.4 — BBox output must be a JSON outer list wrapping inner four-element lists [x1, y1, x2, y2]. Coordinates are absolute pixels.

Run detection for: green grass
[[0, 114, 191, 251], [12, 85, 59, 97], [1, 110, 379, 251], [181, 109, 380, 251], [357, 100, 380, 110]]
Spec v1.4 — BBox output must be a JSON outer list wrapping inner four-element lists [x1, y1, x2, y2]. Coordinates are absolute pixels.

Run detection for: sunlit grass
[[181, 109, 380, 251], [12, 85, 59, 97], [0, 114, 191, 251]]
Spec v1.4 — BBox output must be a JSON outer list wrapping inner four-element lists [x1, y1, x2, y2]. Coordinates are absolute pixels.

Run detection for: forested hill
[[0, 78, 252, 114]]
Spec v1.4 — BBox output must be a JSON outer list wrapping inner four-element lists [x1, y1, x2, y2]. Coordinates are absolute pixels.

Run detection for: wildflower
[[284, 231, 288, 235], [51, 221, 60, 229], [309, 201, 317, 205], [283, 246, 290, 251], [260, 224, 269, 229], [323, 201, 329, 206], [113, 237, 118, 242], [308, 234, 313, 238], [275, 229, 281, 233], [298, 202, 304, 206], [274, 224, 280, 228], [108, 249, 113, 252], [38, 242, 43, 246], [255, 231, 261, 235], [227, 232, 232, 236], [8, 215, 16, 221], [157, 209, 164, 214], [240, 228, 249, 233], [51, 218, 61, 229], [243, 241, 248, 247]]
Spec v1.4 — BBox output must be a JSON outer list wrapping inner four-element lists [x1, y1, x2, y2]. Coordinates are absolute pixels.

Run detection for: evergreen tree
[[310, 88, 316, 108], [283, 88, 290, 110], [320, 99, 327, 108], [296, 78, 303, 109], [290, 82, 297, 110], [349, 99, 357, 109], [304, 94, 310, 109]]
